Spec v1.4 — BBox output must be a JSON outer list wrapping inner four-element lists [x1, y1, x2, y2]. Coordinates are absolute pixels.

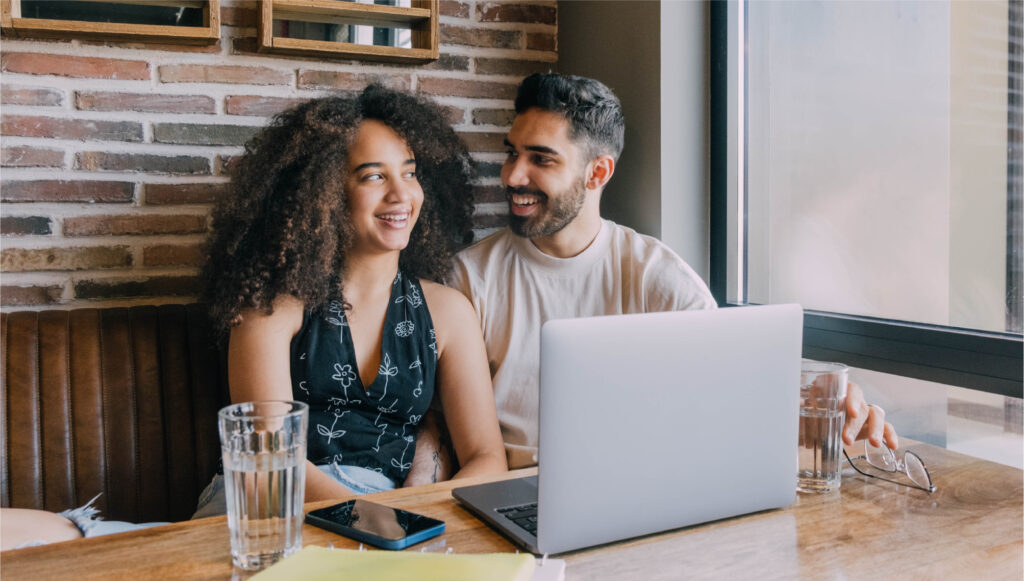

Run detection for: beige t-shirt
[[448, 220, 717, 469]]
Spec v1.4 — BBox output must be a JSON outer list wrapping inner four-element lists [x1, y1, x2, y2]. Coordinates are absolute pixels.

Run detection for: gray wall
[[557, 0, 709, 279]]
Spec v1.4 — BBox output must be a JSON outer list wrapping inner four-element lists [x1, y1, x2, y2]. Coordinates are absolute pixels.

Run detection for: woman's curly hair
[[202, 84, 475, 334]]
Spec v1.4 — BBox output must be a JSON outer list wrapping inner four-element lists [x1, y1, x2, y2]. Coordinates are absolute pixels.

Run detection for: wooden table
[[2, 442, 1021, 580]]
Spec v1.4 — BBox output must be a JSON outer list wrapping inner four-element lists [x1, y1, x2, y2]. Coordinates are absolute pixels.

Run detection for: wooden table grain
[[2, 443, 1021, 580]]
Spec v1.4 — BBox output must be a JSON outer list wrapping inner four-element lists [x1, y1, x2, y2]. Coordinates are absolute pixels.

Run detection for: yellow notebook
[[252, 546, 536, 581]]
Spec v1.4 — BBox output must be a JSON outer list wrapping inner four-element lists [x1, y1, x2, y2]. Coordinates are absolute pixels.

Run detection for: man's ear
[[586, 155, 615, 191]]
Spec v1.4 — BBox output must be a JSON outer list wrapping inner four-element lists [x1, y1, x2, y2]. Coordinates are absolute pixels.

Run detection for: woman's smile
[[375, 209, 412, 228]]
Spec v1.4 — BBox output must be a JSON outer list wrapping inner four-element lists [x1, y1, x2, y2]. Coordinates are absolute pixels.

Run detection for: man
[[414, 73, 896, 476]]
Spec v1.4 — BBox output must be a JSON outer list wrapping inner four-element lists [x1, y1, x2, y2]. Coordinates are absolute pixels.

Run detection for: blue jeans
[[13, 495, 169, 549], [190, 464, 396, 520]]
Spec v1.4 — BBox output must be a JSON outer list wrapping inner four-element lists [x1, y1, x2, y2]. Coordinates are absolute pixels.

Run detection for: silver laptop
[[453, 304, 803, 555]]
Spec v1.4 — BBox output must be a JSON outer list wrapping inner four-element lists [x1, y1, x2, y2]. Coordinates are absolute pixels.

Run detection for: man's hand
[[403, 409, 454, 487], [842, 381, 899, 450]]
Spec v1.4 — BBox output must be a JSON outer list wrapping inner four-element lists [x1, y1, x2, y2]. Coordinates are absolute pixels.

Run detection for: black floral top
[[290, 272, 437, 484]]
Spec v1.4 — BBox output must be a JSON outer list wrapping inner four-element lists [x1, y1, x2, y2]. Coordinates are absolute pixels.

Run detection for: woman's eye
[[361, 173, 383, 182]]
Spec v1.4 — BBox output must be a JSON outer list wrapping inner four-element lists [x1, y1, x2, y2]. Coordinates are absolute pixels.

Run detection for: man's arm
[[403, 409, 454, 486], [404, 257, 489, 486]]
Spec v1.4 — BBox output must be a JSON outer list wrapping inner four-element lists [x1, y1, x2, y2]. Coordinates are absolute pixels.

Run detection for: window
[[0, 0, 220, 44], [710, 1, 1022, 399]]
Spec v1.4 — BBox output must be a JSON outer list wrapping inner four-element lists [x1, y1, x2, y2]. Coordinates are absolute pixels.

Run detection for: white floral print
[[394, 284, 423, 308], [377, 353, 398, 399], [332, 363, 357, 400], [326, 301, 348, 341], [395, 320, 414, 337], [316, 410, 349, 445]]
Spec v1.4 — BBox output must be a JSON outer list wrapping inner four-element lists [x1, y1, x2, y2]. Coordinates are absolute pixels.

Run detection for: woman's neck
[[343, 251, 401, 306]]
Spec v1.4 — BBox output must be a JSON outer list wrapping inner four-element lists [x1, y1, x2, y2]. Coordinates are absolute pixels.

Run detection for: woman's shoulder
[[233, 294, 306, 337], [418, 279, 469, 308], [418, 279, 475, 324], [416, 279, 480, 355]]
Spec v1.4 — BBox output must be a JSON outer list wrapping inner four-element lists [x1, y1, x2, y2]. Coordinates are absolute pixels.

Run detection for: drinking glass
[[219, 401, 308, 571], [797, 360, 848, 493]]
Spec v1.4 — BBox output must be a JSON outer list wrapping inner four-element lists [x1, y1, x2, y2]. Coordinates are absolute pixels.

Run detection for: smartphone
[[306, 499, 446, 550]]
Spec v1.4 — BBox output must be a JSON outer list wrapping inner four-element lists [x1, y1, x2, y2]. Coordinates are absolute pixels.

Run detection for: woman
[[1, 86, 506, 548], [197, 85, 506, 507]]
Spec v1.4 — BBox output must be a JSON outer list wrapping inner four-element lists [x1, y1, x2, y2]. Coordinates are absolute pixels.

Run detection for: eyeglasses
[[843, 440, 937, 493]]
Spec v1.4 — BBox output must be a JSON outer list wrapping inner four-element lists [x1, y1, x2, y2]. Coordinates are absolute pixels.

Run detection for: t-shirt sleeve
[[641, 249, 718, 313], [446, 255, 473, 301], [446, 251, 488, 326]]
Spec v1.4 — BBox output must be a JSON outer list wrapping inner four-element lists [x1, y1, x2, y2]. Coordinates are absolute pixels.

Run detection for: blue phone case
[[306, 502, 446, 550]]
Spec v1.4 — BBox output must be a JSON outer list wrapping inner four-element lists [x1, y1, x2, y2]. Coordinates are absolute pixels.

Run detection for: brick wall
[[0, 0, 556, 310]]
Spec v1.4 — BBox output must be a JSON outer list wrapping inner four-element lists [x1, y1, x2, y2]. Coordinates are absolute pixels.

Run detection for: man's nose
[[502, 157, 530, 188]]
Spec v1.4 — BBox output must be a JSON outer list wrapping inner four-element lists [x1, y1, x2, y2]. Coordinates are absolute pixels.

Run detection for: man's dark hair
[[514, 73, 625, 162], [201, 84, 474, 333]]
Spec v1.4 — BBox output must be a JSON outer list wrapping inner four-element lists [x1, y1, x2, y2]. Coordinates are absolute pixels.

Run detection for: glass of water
[[218, 401, 308, 571], [797, 361, 848, 493]]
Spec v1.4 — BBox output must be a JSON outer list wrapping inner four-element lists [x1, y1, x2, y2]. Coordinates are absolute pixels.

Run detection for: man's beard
[[506, 177, 587, 239]]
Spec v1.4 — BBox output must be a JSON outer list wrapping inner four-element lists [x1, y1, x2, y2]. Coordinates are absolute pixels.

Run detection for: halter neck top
[[290, 272, 437, 484]]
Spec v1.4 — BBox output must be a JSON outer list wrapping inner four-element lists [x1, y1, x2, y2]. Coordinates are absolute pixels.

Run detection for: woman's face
[[345, 119, 424, 256]]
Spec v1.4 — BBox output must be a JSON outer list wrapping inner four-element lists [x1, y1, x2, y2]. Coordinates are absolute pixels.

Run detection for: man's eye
[[505, 149, 518, 160], [533, 155, 554, 166]]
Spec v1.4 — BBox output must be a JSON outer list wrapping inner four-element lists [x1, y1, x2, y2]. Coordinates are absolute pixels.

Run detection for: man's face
[[501, 108, 589, 239]]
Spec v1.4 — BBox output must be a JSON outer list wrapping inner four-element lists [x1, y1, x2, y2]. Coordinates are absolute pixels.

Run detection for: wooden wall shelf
[[258, 0, 439, 64], [0, 0, 220, 45]]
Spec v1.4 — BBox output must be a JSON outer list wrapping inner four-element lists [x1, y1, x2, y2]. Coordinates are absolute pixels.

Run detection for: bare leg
[[1, 508, 82, 550]]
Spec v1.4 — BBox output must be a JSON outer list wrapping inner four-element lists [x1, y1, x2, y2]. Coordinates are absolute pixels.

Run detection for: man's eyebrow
[[352, 159, 416, 172], [503, 138, 561, 157]]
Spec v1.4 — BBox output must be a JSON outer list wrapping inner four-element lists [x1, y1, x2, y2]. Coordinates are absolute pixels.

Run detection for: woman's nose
[[386, 177, 416, 202]]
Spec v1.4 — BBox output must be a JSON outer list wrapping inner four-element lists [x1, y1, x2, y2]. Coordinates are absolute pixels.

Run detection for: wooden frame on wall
[[0, 0, 220, 45], [258, 0, 439, 64]]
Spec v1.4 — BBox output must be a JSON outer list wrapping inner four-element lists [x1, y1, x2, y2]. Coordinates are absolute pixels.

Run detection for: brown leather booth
[[0, 304, 229, 523]]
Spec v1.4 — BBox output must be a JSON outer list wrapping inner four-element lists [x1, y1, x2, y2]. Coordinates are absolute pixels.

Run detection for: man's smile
[[507, 188, 546, 216]]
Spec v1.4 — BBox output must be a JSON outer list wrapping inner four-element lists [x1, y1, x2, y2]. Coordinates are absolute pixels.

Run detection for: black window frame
[[709, 1, 1023, 399]]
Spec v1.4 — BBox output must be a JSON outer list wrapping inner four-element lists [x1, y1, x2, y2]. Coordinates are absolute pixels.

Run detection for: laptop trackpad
[[453, 475, 538, 510], [498, 475, 538, 504]]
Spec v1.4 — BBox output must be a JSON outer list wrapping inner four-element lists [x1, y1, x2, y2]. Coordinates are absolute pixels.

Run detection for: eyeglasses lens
[[904, 452, 931, 489], [865, 441, 897, 472]]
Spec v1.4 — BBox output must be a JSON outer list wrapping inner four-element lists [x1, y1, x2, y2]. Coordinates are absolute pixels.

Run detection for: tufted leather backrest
[[0, 304, 229, 523]]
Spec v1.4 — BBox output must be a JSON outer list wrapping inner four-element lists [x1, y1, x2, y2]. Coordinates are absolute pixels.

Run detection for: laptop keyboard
[[496, 502, 538, 536]]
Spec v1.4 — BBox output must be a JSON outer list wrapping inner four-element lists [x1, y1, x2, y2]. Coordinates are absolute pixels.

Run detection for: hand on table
[[843, 381, 899, 450]]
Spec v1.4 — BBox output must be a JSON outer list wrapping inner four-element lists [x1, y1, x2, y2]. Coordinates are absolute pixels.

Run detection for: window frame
[[709, 0, 1023, 399]]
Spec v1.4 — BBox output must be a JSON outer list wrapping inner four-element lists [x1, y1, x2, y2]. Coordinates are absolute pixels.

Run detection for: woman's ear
[[586, 155, 616, 191]]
